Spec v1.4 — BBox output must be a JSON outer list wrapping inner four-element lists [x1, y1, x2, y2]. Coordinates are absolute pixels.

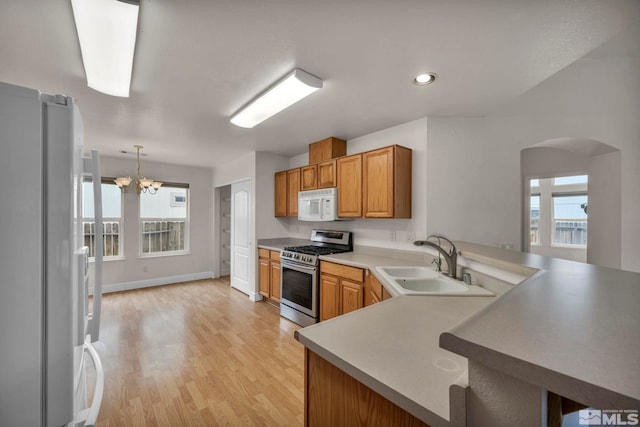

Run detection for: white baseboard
[[91, 271, 214, 295]]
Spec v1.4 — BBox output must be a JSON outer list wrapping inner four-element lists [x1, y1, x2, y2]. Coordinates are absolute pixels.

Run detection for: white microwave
[[298, 188, 338, 221]]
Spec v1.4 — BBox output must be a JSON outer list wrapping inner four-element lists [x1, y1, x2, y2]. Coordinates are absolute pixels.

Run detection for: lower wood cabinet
[[319, 261, 364, 321], [305, 349, 429, 427], [258, 248, 280, 303], [364, 271, 393, 306]]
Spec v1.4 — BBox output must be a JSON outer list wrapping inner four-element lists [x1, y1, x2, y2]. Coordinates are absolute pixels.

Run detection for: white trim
[[90, 271, 214, 294]]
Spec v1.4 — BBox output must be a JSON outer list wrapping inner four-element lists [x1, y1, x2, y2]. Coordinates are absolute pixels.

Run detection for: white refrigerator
[[0, 81, 105, 426]]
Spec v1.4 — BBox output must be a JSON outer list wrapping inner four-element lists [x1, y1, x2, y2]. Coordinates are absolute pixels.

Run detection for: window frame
[[82, 177, 124, 261], [138, 183, 191, 258]]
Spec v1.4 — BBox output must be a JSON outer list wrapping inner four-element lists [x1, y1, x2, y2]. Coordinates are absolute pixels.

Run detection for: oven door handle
[[281, 262, 317, 272]]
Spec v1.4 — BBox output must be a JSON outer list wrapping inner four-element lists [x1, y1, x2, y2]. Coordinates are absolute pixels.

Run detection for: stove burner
[[283, 245, 349, 256]]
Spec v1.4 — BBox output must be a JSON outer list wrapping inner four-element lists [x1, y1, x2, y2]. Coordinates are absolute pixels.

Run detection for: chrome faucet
[[413, 235, 458, 278]]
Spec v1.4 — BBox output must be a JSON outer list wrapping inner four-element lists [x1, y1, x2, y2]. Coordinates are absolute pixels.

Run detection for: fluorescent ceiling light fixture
[[71, 0, 140, 97], [230, 68, 323, 128]]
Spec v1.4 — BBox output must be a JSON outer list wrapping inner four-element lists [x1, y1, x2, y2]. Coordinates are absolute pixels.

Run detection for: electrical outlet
[[390, 231, 396, 241], [407, 231, 416, 241]]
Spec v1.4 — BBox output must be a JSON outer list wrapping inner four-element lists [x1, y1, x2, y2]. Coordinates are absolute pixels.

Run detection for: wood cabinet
[[362, 145, 412, 218], [274, 171, 287, 217], [305, 349, 429, 427], [309, 137, 346, 164], [258, 248, 281, 303], [301, 165, 317, 191], [319, 261, 364, 321], [286, 168, 300, 217], [336, 154, 362, 217], [364, 271, 392, 306], [317, 159, 337, 188]]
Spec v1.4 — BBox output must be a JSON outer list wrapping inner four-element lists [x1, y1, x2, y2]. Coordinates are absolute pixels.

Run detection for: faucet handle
[[431, 257, 442, 272]]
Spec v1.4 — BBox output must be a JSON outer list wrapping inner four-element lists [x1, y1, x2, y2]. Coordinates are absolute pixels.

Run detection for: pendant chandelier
[[114, 145, 163, 194]]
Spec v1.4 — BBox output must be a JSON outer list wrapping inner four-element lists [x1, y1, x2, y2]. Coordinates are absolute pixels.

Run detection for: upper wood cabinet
[[309, 137, 346, 164], [301, 165, 318, 191], [287, 168, 301, 217], [274, 171, 287, 217], [336, 154, 362, 217], [317, 160, 337, 188], [362, 145, 412, 218]]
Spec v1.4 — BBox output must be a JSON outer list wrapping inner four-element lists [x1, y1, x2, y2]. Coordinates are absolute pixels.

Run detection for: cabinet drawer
[[270, 250, 281, 261], [320, 261, 364, 283], [258, 248, 270, 259]]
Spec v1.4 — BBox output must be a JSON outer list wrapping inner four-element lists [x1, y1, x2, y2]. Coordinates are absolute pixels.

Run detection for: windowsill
[[138, 251, 191, 259], [89, 256, 125, 263], [549, 244, 587, 249]]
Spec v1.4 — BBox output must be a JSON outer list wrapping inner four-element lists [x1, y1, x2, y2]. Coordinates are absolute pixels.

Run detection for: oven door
[[280, 260, 317, 318]]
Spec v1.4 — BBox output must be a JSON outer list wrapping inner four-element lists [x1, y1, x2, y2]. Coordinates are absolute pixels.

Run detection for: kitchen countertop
[[441, 242, 640, 410], [296, 250, 497, 426], [257, 237, 310, 252], [293, 242, 640, 425]]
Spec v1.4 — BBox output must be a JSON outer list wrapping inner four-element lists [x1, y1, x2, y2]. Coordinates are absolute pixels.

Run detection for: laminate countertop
[[296, 250, 498, 426], [294, 243, 640, 426]]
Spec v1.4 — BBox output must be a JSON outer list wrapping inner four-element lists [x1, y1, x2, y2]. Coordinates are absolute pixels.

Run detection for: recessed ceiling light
[[414, 73, 437, 86]]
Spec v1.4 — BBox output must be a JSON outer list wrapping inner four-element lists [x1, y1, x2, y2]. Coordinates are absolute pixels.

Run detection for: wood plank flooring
[[94, 277, 304, 426]]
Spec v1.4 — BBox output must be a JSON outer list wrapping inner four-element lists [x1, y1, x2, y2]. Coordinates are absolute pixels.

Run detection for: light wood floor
[[94, 277, 304, 426]]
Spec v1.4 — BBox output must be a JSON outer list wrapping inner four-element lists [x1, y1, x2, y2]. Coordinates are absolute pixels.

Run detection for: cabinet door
[[317, 160, 336, 188], [364, 272, 383, 307], [270, 261, 281, 302], [341, 279, 364, 315], [301, 165, 318, 191], [320, 275, 339, 321], [258, 258, 270, 298], [336, 154, 362, 217], [274, 171, 287, 217], [363, 146, 394, 218], [287, 168, 301, 217], [382, 287, 393, 300]]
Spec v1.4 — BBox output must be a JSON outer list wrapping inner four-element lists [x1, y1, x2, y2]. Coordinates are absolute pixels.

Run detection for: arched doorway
[[521, 138, 621, 268]]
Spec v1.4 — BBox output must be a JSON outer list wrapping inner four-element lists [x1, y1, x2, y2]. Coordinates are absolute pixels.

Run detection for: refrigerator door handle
[[84, 149, 103, 343], [69, 336, 104, 427]]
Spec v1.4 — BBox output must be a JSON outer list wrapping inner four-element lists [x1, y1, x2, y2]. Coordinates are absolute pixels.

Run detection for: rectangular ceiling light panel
[[71, 0, 139, 97], [230, 68, 323, 128]]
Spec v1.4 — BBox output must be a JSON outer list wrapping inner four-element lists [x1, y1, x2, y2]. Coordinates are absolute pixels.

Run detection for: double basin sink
[[375, 266, 494, 297]]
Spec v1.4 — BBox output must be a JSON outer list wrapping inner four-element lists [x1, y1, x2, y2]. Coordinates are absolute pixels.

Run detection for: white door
[[230, 180, 252, 296]]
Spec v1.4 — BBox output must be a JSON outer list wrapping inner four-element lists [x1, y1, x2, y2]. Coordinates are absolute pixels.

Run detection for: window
[[553, 193, 587, 245], [526, 174, 588, 262], [139, 184, 189, 256], [529, 194, 540, 245], [82, 178, 123, 259]]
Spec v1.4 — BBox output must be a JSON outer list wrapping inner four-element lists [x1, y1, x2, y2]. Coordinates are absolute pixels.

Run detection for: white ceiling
[[1, 0, 639, 168]]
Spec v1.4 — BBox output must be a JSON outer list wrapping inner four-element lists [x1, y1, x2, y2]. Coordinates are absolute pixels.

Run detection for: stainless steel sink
[[375, 266, 494, 297]]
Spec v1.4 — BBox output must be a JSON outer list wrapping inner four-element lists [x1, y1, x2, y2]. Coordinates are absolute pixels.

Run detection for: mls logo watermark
[[579, 409, 639, 426]]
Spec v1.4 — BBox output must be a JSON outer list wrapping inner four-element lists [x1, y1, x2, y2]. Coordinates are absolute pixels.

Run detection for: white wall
[[287, 118, 428, 250], [90, 156, 213, 288], [427, 56, 640, 272]]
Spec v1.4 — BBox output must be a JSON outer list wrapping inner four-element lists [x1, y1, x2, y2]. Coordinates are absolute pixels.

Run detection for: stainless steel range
[[280, 229, 353, 326]]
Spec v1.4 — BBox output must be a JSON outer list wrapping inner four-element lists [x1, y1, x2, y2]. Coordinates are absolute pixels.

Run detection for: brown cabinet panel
[[270, 261, 281, 302], [320, 275, 339, 321], [320, 260, 364, 283], [309, 137, 347, 164], [364, 271, 384, 307], [301, 165, 318, 190], [336, 154, 362, 217], [274, 171, 287, 217], [258, 258, 270, 298], [287, 168, 300, 217], [363, 147, 394, 218], [382, 286, 393, 301], [317, 160, 336, 188], [341, 280, 363, 315], [305, 350, 429, 427], [363, 145, 412, 219]]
